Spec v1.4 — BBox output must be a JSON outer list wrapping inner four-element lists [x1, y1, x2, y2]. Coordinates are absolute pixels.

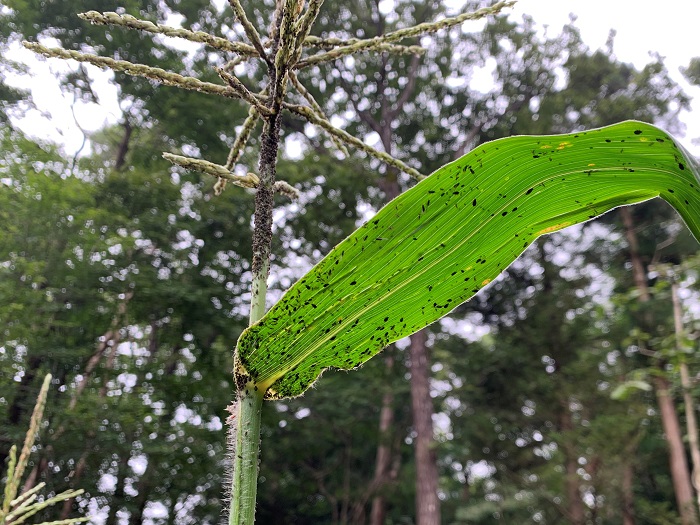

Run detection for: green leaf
[[235, 121, 700, 399], [611, 380, 653, 400]]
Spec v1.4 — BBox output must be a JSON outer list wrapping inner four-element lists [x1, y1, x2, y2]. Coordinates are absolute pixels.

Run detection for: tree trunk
[[129, 465, 151, 525], [342, 9, 436, 516], [114, 119, 133, 171], [536, 242, 585, 523], [409, 329, 440, 525], [559, 407, 585, 525], [341, 6, 439, 517], [672, 280, 700, 513], [622, 460, 636, 525], [681, 359, 700, 511], [7, 355, 43, 426], [339, 439, 351, 525], [21, 454, 49, 495], [106, 455, 128, 525], [564, 455, 585, 525], [366, 143, 403, 525], [619, 208, 650, 300], [655, 373, 698, 524], [369, 353, 395, 525], [60, 453, 88, 520], [620, 207, 698, 524], [58, 294, 133, 519]]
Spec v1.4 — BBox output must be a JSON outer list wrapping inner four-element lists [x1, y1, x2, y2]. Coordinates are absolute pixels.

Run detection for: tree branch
[[385, 52, 421, 122], [453, 93, 531, 159], [336, 66, 383, 136], [453, 122, 483, 160], [114, 119, 133, 171]]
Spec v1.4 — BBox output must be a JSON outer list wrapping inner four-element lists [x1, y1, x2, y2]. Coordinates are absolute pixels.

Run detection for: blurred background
[[2, 1, 700, 523]]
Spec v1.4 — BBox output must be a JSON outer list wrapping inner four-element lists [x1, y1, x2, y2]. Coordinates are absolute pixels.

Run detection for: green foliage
[[1, 375, 90, 525], [2, 0, 700, 522], [682, 57, 700, 87], [611, 377, 652, 400], [1, 0, 254, 164], [237, 121, 700, 399], [256, 355, 413, 524], [0, 124, 249, 522]]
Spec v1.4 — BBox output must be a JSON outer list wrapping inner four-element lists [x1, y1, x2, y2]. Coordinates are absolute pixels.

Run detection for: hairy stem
[[229, 39, 285, 516], [229, 384, 264, 525], [229, 256, 270, 525]]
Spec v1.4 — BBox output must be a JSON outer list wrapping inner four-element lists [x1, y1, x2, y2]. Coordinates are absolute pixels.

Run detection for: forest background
[[3, 0, 700, 524]]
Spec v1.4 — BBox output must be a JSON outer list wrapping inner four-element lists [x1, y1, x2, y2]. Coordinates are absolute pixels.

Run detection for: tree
[[427, 20, 696, 524]]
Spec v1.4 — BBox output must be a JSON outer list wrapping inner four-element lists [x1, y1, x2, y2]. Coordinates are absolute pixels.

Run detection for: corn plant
[[1, 375, 90, 525], [23, 1, 700, 523]]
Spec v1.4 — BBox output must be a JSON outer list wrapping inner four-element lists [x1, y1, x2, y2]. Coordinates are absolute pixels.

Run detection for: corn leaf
[[235, 121, 700, 399]]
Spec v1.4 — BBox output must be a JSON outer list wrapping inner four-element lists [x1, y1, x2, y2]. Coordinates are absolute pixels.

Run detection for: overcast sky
[[510, 0, 700, 153], [6, 0, 700, 156]]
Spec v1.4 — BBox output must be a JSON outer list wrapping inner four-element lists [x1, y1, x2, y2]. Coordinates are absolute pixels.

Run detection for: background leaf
[[237, 120, 700, 399]]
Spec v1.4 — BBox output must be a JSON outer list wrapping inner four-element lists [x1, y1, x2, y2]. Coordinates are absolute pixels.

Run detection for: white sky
[[511, 0, 700, 153], [4, 0, 700, 156]]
